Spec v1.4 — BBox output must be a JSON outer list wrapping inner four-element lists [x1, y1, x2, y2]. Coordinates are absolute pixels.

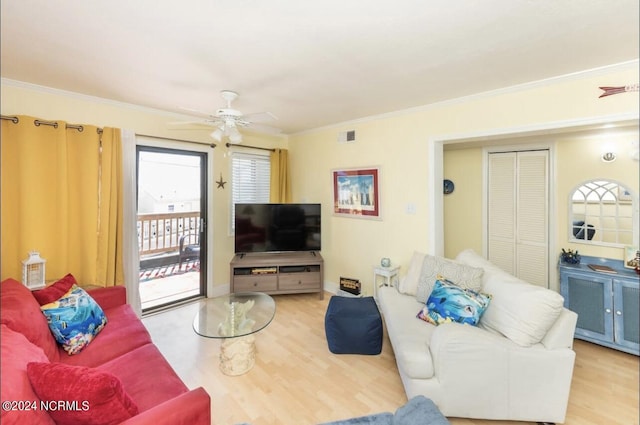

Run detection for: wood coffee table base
[[219, 335, 256, 376]]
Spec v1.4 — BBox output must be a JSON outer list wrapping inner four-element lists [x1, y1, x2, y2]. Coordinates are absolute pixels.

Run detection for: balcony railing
[[137, 212, 200, 257]]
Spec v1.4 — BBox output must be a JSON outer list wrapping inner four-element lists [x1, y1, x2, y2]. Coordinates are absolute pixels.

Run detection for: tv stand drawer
[[279, 273, 321, 291], [233, 275, 278, 292]]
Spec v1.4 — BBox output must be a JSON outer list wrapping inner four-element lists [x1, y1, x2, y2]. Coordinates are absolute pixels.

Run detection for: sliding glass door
[[136, 146, 207, 311]]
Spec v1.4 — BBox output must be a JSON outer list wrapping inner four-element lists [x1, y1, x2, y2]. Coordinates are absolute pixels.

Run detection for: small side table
[[373, 265, 400, 299]]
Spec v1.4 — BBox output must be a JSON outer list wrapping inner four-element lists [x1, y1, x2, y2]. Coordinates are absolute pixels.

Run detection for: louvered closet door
[[488, 150, 549, 287], [515, 151, 549, 287], [487, 153, 517, 274]]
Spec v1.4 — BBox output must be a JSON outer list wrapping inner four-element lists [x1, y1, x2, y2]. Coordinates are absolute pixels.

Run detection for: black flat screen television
[[234, 203, 321, 254]]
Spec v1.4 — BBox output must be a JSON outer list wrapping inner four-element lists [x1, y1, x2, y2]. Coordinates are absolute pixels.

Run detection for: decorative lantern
[[22, 251, 46, 290]]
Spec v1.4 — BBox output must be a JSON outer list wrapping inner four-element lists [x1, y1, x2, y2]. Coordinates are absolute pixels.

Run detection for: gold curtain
[[269, 148, 291, 203], [1, 115, 123, 286], [96, 128, 124, 286]]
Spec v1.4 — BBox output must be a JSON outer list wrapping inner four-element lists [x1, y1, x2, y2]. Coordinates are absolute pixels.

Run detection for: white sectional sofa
[[377, 249, 578, 424]]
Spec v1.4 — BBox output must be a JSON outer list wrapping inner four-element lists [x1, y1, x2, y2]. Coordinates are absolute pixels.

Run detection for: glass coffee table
[[193, 292, 275, 376]]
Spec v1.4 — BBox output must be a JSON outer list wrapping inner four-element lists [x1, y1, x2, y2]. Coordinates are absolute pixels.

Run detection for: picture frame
[[332, 167, 380, 219], [618, 185, 633, 203], [623, 245, 639, 270]]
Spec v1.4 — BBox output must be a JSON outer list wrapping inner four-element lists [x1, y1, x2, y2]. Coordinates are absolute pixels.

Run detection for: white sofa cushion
[[377, 286, 436, 379], [398, 251, 426, 296], [455, 249, 564, 347], [415, 255, 484, 303]]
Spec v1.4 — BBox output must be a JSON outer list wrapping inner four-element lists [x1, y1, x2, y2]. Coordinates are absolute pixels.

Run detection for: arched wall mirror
[[569, 179, 638, 247]]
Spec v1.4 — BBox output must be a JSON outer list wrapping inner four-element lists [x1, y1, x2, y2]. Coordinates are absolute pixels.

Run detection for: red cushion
[[0, 325, 55, 425], [97, 343, 188, 412], [60, 304, 152, 367], [32, 273, 77, 305], [26, 362, 139, 425], [0, 278, 59, 361]]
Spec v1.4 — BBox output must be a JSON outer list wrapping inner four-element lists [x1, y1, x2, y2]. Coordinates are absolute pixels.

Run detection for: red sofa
[[0, 278, 211, 425]]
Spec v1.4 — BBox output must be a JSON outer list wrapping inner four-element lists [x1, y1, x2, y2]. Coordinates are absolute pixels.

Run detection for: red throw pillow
[[26, 362, 139, 425], [32, 274, 77, 306], [1, 325, 56, 425]]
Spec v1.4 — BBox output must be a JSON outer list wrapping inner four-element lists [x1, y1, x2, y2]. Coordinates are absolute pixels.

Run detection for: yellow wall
[[2, 63, 638, 295], [443, 147, 484, 258], [289, 65, 639, 295], [0, 82, 288, 289]]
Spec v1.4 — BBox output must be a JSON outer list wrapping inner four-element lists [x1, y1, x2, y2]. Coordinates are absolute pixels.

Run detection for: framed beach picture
[[332, 167, 380, 219], [623, 245, 639, 270]]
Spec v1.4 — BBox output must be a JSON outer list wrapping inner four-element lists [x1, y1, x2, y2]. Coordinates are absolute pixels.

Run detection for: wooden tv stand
[[230, 252, 324, 299]]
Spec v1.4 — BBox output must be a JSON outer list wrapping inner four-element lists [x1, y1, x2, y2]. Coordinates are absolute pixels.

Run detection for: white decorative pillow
[[415, 255, 484, 303], [455, 249, 507, 287], [398, 251, 426, 296], [480, 276, 564, 347], [455, 249, 565, 347]]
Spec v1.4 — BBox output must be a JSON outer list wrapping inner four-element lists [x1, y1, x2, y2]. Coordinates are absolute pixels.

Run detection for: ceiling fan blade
[[242, 111, 277, 123], [167, 120, 220, 129], [178, 106, 217, 119], [244, 122, 283, 135]]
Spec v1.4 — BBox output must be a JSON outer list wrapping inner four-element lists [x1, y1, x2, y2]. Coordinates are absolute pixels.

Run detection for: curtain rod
[[137, 133, 216, 149], [225, 142, 275, 152], [1, 115, 102, 133]]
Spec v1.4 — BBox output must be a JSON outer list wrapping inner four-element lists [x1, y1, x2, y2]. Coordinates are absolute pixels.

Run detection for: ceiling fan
[[171, 90, 280, 144]]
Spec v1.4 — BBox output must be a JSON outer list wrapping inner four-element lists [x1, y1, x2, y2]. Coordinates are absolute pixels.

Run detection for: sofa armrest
[[87, 286, 127, 310], [119, 388, 210, 425], [541, 308, 578, 350], [430, 323, 575, 423]]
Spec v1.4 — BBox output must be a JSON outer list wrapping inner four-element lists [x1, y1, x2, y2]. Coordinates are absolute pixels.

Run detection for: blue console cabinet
[[559, 256, 639, 356]]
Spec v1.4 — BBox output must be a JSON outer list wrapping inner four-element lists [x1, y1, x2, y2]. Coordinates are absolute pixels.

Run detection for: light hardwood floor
[[142, 292, 639, 425]]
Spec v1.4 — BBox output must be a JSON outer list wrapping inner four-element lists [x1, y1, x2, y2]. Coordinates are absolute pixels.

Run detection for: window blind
[[231, 152, 270, 231]]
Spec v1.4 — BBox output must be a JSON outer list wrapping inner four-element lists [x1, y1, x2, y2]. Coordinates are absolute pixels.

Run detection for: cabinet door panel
[[563, 272, 613, 342], [614, 279, 640, 352]]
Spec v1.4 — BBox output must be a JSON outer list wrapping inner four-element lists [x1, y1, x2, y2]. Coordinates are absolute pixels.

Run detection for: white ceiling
[[1, 0, 638, 135]]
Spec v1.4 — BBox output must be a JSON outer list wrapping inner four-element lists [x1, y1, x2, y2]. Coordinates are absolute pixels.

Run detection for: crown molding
[[0, 77, 191, 120], [293, 59, 640, 136]]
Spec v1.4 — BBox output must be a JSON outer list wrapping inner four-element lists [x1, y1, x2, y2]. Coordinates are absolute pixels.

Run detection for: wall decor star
[[216, 173, 227, 189]]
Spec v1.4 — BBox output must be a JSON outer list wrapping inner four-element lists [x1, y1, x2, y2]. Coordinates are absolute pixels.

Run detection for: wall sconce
[[22, 251, 46, 290], [601, 152, 617, 163]]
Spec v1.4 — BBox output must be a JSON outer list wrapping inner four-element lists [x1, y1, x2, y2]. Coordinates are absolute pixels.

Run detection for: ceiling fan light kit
[[210, 128, 224, 142], [172, 90, 281, 144]]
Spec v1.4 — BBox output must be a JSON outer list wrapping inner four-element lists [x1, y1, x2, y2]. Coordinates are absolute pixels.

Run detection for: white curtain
[[121, 129, 142, 316]]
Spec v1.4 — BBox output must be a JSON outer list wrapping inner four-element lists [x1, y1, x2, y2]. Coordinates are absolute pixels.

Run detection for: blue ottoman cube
[[325, 296, 383, 355]]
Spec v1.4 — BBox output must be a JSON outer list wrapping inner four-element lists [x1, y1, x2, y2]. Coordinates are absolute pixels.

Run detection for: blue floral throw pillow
[[417, 278, 491, 326], [40, 284, 107, 355]]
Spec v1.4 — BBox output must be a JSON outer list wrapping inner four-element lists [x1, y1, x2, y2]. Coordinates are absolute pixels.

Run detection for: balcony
[[137, 212, 201, 310]]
